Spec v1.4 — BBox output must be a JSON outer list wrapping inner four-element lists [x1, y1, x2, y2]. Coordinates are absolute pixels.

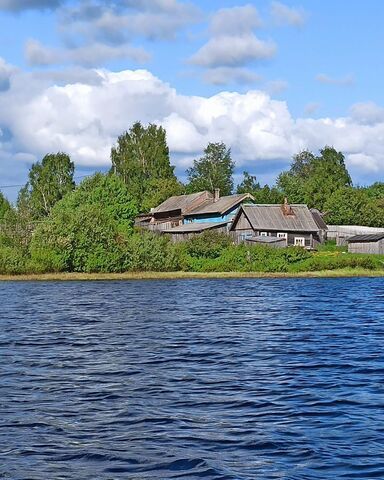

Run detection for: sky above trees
[[0, 0, 384, 200]]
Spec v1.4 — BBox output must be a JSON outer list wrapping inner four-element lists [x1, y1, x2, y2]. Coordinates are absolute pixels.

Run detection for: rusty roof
[[186, 193, 254, 217], [233, 204, 323, 232]]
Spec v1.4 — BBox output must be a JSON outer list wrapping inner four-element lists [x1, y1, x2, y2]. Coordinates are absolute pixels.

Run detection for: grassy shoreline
[[1, 269, 384, 281]]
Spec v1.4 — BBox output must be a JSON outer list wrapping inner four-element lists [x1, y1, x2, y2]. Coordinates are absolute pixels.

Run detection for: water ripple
[[1, 278, 384, 479]]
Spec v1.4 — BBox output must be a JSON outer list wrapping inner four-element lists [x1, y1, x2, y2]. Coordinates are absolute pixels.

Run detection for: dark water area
[[1, 278, 384, 479]]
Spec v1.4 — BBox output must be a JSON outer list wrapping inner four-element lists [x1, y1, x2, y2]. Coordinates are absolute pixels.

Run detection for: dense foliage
[[186, 142, 235, 195], [0, 122, 383, 275], [110, 122, 180, 210]]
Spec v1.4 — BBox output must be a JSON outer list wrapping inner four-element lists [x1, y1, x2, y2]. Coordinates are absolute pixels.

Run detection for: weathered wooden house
[[136, 189, 254, 236], [135, 191, 213, 231], [230, 200, 328, 249], [347, 233, 384, 254]]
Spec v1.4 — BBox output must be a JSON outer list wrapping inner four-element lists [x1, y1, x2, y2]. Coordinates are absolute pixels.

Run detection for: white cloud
[[1, 67, 384, 183], [190, 5, 275, 84], [316, 73, 354, 86], [25, 38, 150, 67], [349, 101, 384, 125], [210, 5, 262, 36], [0, 57, 16, 91], [190, 34, 276, 68], [270, 1, 306, 27]]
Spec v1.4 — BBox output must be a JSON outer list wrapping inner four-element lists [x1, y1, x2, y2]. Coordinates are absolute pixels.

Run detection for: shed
[[245, 235, 286, 248], [162, 221, 229, 242], [347, 233, 384, 254]]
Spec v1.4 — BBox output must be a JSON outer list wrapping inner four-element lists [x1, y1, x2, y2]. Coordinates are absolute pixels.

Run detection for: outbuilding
[[347, 233, 384, 254]]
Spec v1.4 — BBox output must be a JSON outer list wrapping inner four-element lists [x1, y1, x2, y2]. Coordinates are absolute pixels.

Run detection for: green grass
[[1, 269, 384, 281]]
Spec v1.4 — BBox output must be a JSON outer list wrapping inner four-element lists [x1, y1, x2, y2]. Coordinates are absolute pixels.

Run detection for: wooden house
[[135, 191, 212, 231], [347, 233, 384, 254], [183, 189, 254, 224], [230, 200, 328, 249], [136, 189, 254, 234]]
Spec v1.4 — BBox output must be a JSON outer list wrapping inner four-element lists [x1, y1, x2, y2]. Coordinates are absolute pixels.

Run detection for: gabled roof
[[185, 193, 254, 217], [162, 221, 229, 234], [152, 191, 211, 215], [310, 208, 328, 230], [347, 233, 384, 243], [231, 204, 323, 232]]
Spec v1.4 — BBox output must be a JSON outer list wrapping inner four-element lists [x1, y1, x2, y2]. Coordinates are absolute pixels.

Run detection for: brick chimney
[[281, 197, 294, 216], [214, 188, 220, 202]]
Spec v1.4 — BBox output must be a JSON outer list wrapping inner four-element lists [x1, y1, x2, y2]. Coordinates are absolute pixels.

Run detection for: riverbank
[[1, 269, 384, 281]]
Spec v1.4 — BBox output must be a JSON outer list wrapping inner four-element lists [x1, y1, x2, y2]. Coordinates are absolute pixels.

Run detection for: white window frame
[[294, 237, 305, 247], [277, 232, 288, 239], [260, 231, 268, 237]]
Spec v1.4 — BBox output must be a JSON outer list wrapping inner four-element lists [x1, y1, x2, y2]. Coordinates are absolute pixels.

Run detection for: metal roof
[[235, 204, 322, 232], [162, 221, 229, 234], [152, 191, 210, 215], [185, 193, 254, 216], [247, 235, 286, 244], [347, 233, 384, 243], [310, 208, 328, 230]]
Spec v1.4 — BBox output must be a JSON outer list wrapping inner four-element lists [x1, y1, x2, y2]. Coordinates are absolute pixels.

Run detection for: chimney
[[214, 188, 220, 202], [281, 197, 294, 216]]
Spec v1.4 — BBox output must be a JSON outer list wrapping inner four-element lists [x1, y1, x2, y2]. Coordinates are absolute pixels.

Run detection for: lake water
[[1, 278, 384, 479]]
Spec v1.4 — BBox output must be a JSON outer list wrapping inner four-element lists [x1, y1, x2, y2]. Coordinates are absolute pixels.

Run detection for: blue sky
[[0, 0, 383, 200]]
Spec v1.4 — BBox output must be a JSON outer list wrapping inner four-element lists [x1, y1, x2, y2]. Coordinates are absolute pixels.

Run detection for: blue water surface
[[1, 278, 384, 479]]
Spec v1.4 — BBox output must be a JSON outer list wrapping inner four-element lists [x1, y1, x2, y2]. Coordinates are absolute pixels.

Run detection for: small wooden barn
[[347, 233, 384, 254], [161, 221, 229, 242], [230, 200, 327, 249]]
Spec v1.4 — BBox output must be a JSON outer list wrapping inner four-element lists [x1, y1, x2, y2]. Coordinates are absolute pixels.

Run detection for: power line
[[0, 174, 92, 190]]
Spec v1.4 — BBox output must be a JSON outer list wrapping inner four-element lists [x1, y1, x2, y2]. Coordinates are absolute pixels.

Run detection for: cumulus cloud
[[270, 1, 306, 27], [190, 5, 275, 84], [25, 38, 150, 67], [0, 57, 16, 92], [0, 0, 62, 11], [1, 67, 384, 185], [349, 101, 384, 125], [210, 4, 262, 36], [58, 0, 200, 43], [191, 34, 276, 68], [316, 73, 354, 86]]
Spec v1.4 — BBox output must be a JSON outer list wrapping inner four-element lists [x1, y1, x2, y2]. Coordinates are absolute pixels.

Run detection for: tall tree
[[236, 171, 260, 194], [18, 152, 75, 219], [186, 142, 235, 195], [0, 192, 11, 223], [277, 147, 352, 210], [237, 171, 284, 203], [110, 122, 177, 209]]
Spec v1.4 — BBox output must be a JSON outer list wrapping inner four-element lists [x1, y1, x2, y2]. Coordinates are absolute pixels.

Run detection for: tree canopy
[[0, 192, 11, 224], [186, 142, 235, 195], [18, 152, 75, 219], [110, 121, 178, 210], [277, 147, 352, 210]]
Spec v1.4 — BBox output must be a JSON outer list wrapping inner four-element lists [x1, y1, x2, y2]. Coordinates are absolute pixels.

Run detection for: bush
[[184, 230, 232, 259], [0, 245, 26, 274], [123, 231, 179, 271]]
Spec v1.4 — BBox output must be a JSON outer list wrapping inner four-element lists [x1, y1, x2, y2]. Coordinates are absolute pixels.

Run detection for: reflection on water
[[1, 278, 384, 479]]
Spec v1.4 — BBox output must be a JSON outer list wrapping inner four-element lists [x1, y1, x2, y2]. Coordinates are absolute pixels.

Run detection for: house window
[[294, 237, 305, 247], [240, 232, 253, 241], [277, 232, 287, 239], [260, 231, 268, 237]]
